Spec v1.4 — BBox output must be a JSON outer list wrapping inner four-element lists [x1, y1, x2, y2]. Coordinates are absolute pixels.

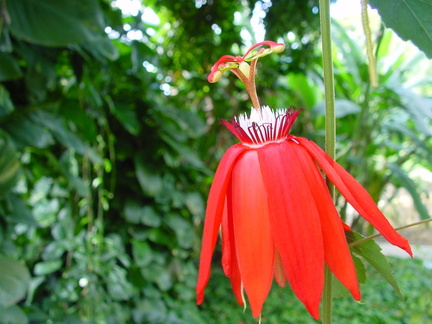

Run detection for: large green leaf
[[3, 115, 54, 149], [0, 256, 31, 307], [7, 0, 105, 47], [370, 0, 432, 58]]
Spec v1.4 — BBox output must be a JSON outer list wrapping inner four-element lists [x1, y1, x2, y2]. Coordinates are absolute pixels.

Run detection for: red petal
[[196, 144, 246, 305], [342, 221, 352, 231], [221, 192, 243, 306], [221, 200, 231, 277], [292, 142, 360, 300], [258, 141, 324, 320], [230, 150, 274, 318], [273, 249, 287, 287], [221, 120, 253, 144], [297, 137, 412, 257]]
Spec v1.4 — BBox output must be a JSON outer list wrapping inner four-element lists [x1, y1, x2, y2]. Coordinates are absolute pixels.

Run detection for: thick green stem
[[319, 0, 336, 323]]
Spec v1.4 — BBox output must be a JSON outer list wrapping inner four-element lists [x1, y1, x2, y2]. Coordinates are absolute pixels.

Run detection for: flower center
[[222, 106, 301, 147]]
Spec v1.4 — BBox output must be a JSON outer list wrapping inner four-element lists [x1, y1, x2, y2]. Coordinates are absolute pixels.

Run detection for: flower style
[[196, 42, 412, 320]]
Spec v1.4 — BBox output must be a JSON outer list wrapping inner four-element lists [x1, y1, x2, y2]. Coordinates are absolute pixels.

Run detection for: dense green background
[[0, 0, 431, 323]]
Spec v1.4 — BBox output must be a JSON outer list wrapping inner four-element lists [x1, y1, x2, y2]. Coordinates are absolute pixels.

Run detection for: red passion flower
[[196, 42, 412, 320]]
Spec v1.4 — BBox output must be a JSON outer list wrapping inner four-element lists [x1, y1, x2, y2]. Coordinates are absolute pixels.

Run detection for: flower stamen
[[222, 106, 303, 147], [208, 41, 285, 110]]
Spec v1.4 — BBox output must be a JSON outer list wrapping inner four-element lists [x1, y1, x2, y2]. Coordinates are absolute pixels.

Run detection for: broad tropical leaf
[[370, 0, 432, 58], [8, 0, 105, 46]]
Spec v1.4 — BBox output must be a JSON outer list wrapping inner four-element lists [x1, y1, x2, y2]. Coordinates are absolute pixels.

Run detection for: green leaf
[[391, 87, 432, 136], [347, 231, 403, 299], [133, 298, 167, 323], [140, 263, 173, 292], [141, 206, 162, 227], [184, 192, 205, 217], [370, 0, 432, 59], [60, 100, 98, 142], [107, 265, 133, 301], [132, 240, 153, 268], [109, 104, 141, 135], [161, 134, 209, 173], [0, 131, 21, 196], [135, 157, 163, 197], [81, 38, 120, 61], [124, 201, 161, 227], [287, 73, 320, 109], [8, 0, 106, 47], [33, 260, 63, 276], [25, 276, 45, 306], [388, 163, 431, 220], [147, 228, 174, 248], [385, 122, 432, 157], [164, 214, 194, 249], [124, 201, 141, 224], [158, 106, 206, 138], [59, 152, 91, 197], [0, 85, 15, 117], [3, 115, 54, 149], [0, 256, 31, 307], [313, 99, 361, 118], [6, 195, 38, 226], [0, 26, 13, 53], [332, 254, 366, 298], [0, 305, 28, 324], [31, 110, 102, 164], [0, 53, 22, 82]]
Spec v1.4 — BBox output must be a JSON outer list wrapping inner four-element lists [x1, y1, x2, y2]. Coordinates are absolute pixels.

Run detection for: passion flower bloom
[[196, 41, 412, 320], [196, 106, 412, 319]]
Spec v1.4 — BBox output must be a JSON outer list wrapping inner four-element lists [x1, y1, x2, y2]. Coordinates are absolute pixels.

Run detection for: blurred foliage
[[0, 0, 431, 323], [200, 257, 432, 323]]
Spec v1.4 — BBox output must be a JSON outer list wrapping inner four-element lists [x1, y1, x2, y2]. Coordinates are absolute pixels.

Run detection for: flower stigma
[[208, 41, 285, 109]]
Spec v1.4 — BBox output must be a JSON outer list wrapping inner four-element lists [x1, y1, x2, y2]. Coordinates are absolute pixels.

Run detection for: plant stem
[[349, 218, 432, 248], [319, 0, 335, 323], [361, 0, 378, 88], [320, 1, 336, 163]]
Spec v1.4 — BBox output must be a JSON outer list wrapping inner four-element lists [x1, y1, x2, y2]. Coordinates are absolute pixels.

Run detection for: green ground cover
[[200, 257, 432, 324]]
